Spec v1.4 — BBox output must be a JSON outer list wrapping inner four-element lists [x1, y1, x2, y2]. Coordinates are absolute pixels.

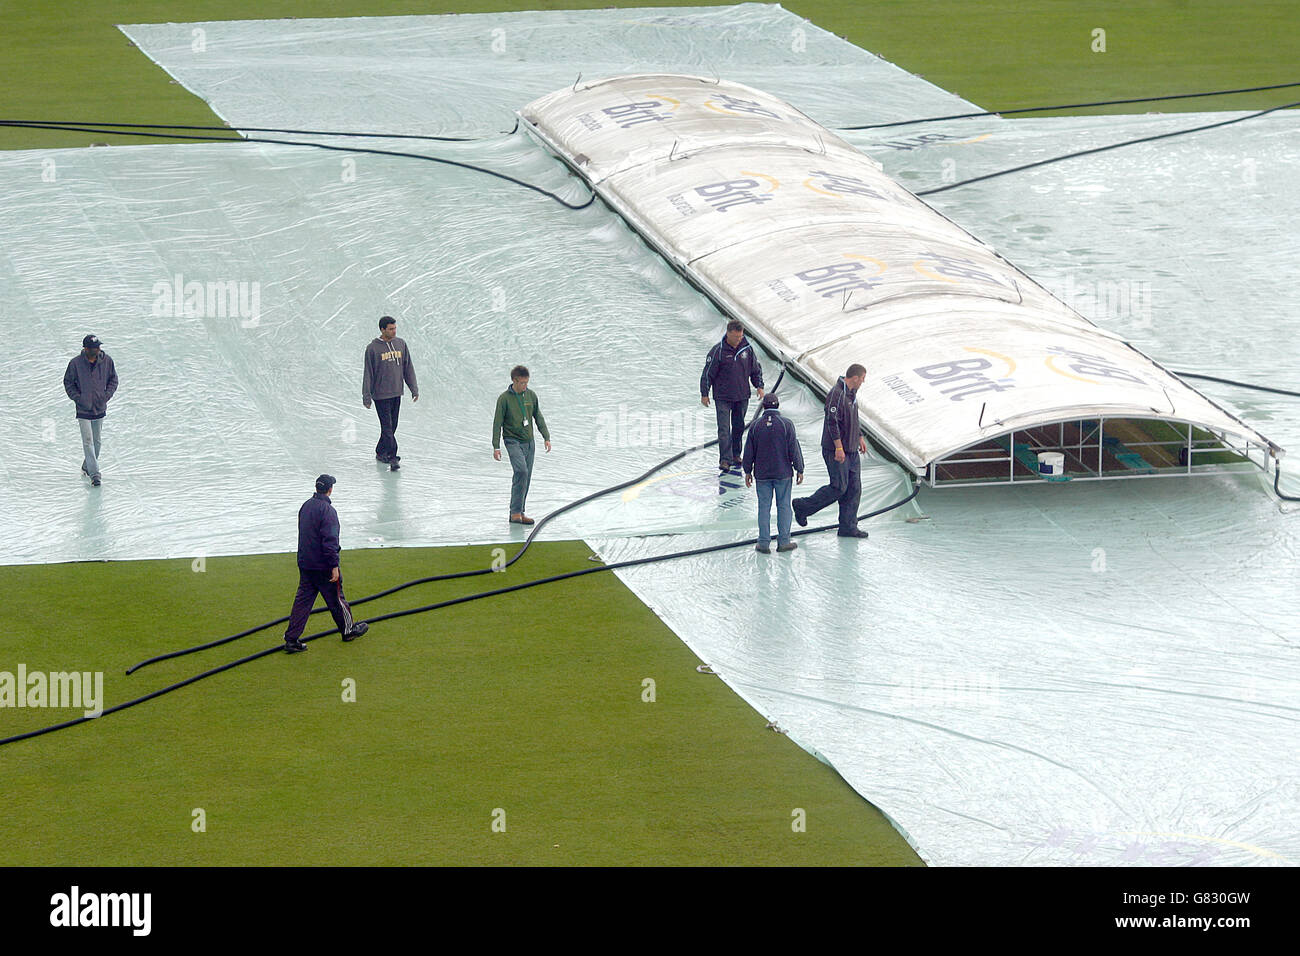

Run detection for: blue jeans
[[756, 477, 793, 548], [78, 418, 103, 478], [504, 438, 535, 514]]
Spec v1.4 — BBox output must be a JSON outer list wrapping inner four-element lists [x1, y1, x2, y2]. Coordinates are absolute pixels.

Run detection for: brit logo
[[702, 94, 782, 119], [912, 349, 1018, 402], [687, 173, 780, 213], [803, 169, 892, 202], [599, 96, 679, 129]]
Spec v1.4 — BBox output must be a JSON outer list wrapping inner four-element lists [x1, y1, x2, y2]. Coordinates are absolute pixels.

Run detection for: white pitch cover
[[521, 74, 1280, 474]]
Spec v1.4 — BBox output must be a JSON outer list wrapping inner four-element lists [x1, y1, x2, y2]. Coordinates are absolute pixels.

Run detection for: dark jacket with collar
[[743, 409, 805, 481], [821, 376, 860, 454], [297, 492, 341, 569], [700, 335, 763, 403], [64, 351, 118, 420]]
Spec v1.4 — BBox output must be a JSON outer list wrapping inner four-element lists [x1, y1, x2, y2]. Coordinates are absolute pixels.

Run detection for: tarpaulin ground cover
[[1, 4, 1296, 865]]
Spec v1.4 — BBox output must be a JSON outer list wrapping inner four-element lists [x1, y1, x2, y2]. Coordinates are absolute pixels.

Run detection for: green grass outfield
[[2, 1, 1296, 151], [0, 543, 921, 865], [3, 0, 1295, 866]]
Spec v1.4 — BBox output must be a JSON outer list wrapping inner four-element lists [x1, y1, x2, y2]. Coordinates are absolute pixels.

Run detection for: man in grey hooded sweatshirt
[[362, 316, 418, 471]]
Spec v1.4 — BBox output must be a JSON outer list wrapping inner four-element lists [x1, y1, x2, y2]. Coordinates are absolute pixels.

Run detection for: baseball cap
[[315, 474, 337, 492], [83, 334, 102, 349]]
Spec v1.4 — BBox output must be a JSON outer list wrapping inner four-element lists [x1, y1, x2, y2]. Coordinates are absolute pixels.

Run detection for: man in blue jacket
[[743, 392, 804, 554], [700, 319, 764, 471], [793, 364, 870, 539], [283, 475, 369, 653], [63, 334, 118, 487]]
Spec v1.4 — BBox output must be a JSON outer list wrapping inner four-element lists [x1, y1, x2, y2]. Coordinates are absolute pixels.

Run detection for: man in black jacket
[[793, 364, 870, 539], [283, 475, 369, 653], [700, 319, 764, 471], [742, 393, 804, 553], [63, 334, 118, 487]]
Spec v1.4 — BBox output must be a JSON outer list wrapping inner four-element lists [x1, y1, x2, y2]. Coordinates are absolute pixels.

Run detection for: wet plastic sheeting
[[849, 111, 1300, 449], [119, 4, 976, 137], [597, 469, 1299, 866], [0, 135, 816, 562], [2, 6, 1298, 866]]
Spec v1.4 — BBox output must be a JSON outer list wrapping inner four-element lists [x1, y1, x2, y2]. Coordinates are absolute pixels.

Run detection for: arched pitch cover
[[521, 74, 1282, 481]]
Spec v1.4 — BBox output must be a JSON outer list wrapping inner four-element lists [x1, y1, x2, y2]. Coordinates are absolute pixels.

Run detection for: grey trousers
[[79, 418, 103, 478], [504, 438, 535, 514]]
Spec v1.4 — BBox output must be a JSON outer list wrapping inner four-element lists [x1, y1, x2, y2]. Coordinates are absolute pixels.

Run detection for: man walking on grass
[[362, 316, 418, 472], [283, 474, 369, 653], [492, 365, 552, 525], [793, 363, 871, 539]]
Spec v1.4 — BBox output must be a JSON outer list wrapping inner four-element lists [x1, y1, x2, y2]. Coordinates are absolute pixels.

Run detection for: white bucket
[[1038, 451, 1065, 476]]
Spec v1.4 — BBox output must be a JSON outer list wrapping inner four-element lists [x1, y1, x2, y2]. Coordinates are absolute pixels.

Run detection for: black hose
[[1171, 371, 1300, 399], [1, 470, 918, 748], [915, 101, 1300, 196], [839, 80, 1300, 131], [0, 121, 593, 211], [1165, 371, 1300, 500], [1276, 466, 1300, 502], [0, 118, 502, 142], [127, 369, 790, 674]]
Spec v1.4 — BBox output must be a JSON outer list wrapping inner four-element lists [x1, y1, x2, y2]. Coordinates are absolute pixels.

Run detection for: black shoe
[[91, 475, 101, 487], [776, 542, 798, 552], [389, 461, 400, 471], [755, 544, 771, 554], [342, 622, 369, 642], [837, 528, 869, 538], [284, 637, 308, 653], [793, 504, 808, 527]]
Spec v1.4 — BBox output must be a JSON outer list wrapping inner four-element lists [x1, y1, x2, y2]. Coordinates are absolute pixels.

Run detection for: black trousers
[[714, 398, 749, 465], [795, 449, 862, 533], [374, 396, 401, 461], [284, 567, 355, 641]]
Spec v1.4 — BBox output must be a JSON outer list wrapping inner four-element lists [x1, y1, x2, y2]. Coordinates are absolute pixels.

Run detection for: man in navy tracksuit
[[793, 364, 871, 539], [283, 474, 369, 653], [700, 319, 764, 471], [742, 393, 804, 553]]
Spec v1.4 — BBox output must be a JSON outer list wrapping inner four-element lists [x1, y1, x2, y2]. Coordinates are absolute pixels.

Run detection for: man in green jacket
[[492, 365, 552, 525]]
